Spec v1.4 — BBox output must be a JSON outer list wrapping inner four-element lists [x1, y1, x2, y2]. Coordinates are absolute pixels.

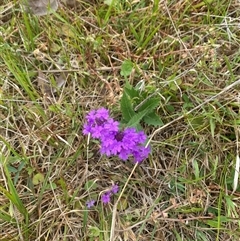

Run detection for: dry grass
[[1, 0, 240, 240]]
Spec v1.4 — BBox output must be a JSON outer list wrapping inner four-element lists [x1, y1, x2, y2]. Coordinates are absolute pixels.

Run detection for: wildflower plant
[[83, 82, 162, 207], [83, 108, 150, 163]]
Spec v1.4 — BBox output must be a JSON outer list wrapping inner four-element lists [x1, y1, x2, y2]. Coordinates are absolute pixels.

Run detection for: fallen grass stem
[[110, 162, 138, 241]]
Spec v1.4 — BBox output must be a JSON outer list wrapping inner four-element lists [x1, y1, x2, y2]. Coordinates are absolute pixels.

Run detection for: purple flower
[[87, 108, 110, 121], [111, 184, 119, 194], [86, 199, 95, 208], [83, 108, 151, 163], [103, 118, 119, 133], [83, 108, 111, 138], [100, 127, 150, 162], [83, 108, 119, 139], [101, 184, 119, 204], [101, 192, 111, 204]]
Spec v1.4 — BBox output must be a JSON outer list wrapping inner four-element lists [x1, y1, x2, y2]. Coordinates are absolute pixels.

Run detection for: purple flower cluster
[[83, 108, 150, 163], [86, 184, 119, 208], [101, 184, 119, 204]]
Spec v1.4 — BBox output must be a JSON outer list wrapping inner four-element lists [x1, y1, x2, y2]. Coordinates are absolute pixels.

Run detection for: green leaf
[[7, 165, 18, 173], [104, 0, 114, 5], [182, 93, 191, 103], [57, 177, 67, 190], [84, 180, 98, 191], [45, 182, 57, 190], [189, 115, 205, 129], [126, 111, 145, 127], [123, 84, 139, 99], [32, 173, 44, 185], [0, 209, 16, 223], [192, 159, 199, 179], [166, 104, 175, 113], [127, 108, 151, 127], [83, 209, 88, 231], [137, 97, 160, 113], [209, 117, 215, 138], [182, 93, 194, 109], [168, 77, 182, 91], [143, 112, 163, 126], [120, 60, 133, 77], [89, 226, 101, 237], [127, 97, 160, 127], [120, 91, 135, 122], [117, 197, 128, 211], [57, 177, 70, 203], [195, 230, 209, 241], [2, 166, 28, 221]]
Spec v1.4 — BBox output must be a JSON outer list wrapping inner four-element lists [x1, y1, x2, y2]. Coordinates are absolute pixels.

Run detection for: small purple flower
[[101, 192, 111, 204], [86, 199, 95, 208], [111, 184, 119, 194]]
